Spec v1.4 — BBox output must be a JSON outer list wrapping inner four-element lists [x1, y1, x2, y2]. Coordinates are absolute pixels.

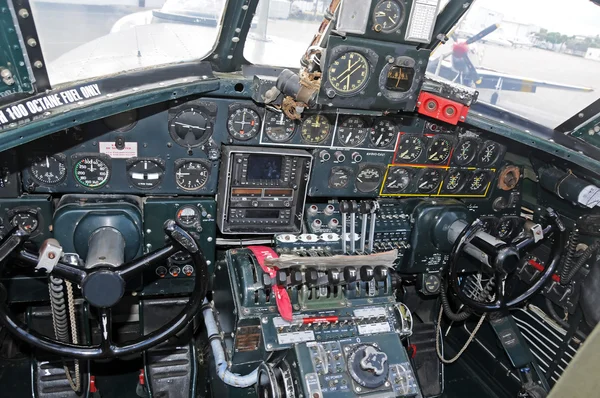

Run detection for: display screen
[[245, 209, 280, 219], [385, 66, 415, 92], [247, 155, 283, 180]]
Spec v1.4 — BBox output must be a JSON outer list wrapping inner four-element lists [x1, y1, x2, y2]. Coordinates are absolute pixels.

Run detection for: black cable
[[563, 240, 600, 284], [559, 229, 579, 285], [440, 278, 471, 322]]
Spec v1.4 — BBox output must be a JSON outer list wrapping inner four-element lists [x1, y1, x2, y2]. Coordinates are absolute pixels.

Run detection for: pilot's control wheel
[[0, 220, 209, 359]]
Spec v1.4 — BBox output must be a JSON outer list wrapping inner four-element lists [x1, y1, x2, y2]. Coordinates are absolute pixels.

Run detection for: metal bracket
[[36, 238, 62, 272]]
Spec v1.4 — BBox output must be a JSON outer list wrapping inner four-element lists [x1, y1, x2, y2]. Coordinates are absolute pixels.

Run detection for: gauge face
[[74, 157, 111, 189], [424, 274, 441, 294], [175, 161, 210, 191], [480, 217, 497, 234], [176, 206, 200, 227], [385, 66, 415, 92], [479, 141, 502, 167], [370, 119, 396, 148], [497, 219, 515, 240], [127, 159, 164, 189], [373, 0, 404, 33], [467, 171, 490, 194], [301, 115, 331, 144], [169, 108, 213, 147], [396, 136, 424, 163], [264, 111, 296, 142], [427, 137, 452, 164], [384, 167, 412, 193], [11, 212, 39, 233], [227, 107, 261, 141], [356, 166, 384, 193], [329, 167, 352, 189], [454, 138, 478, 166], [444, 169, 467, 193], [328, 52, 370, 95], [29, 155, 67, 185], [338, 117, 368, 147], [417, 169, 443, 194]]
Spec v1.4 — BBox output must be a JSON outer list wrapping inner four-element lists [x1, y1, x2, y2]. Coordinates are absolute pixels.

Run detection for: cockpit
[[1, 0, 600, 397]]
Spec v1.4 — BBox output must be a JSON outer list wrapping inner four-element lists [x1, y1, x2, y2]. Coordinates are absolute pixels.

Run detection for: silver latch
[[36, 239, 63, 272]]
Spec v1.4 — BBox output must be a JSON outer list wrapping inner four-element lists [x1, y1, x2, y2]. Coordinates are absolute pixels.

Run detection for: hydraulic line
[[202, 299, 258, 387]]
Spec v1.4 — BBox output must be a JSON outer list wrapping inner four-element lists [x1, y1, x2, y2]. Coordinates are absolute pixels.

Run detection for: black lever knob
[[344, 266, 358, 283], [328, 268, 341, 285], [290, 268, 304, 286], [305, 268, 319, 285], [276, 269, 288, 286], [374, 266, 389, 282], [360, 266, 374, 282], [262, 273, 273, 288]]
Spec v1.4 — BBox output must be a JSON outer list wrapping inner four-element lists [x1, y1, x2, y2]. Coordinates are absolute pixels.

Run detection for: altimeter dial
[[29, 154, 67, 185]]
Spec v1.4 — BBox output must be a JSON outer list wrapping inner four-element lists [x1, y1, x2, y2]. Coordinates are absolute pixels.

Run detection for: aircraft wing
[[474, 67, 594, 93]]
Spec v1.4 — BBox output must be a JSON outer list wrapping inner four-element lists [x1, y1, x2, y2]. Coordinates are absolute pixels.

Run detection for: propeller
[[450, 24, 500, 86]]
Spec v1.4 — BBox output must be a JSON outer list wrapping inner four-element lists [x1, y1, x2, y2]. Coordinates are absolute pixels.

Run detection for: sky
[[467, 0, 600, 37]]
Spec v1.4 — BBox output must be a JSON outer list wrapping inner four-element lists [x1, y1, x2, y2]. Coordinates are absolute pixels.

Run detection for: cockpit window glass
[[245, 0, 450, 68], [30, 0, 227, 86], [244, 0, 327, 67], [430, 0, 600, 128]]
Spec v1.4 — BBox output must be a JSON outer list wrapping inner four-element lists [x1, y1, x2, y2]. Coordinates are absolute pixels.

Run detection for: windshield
[[245, 0, 600, 129], [30, 0, 226, 85], [429, 0, 600, 127]]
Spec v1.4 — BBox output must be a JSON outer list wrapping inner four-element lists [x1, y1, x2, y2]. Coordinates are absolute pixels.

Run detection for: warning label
[[99, 142, 138, 159]]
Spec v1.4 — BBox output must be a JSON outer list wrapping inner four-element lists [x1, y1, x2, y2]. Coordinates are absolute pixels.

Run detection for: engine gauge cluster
[[381, 166, 495, 197], [479, 216, 525, 241]]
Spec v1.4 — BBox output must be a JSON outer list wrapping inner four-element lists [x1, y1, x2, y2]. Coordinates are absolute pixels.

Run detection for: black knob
[[344, 266, 358, 283], [328, 268, 341, 285], [290, 268, 304, 286], [374, 266, 389, 282], [360, 266, 374, 281], [305, 268, 319, 285], [262, 273, 273, 288], [359, 201, 372, 214], [276, 269, 288, 286], [339, 201, 351, 213]]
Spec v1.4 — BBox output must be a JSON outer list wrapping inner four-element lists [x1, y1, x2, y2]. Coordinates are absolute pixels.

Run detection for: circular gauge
[[176, 206, 200, 227], [169, 108, 213, 147], [427, 137, 452, 164], [466, 170, 491, 194], [73, 156, 111, 189], [395, 136, 424, 163], [454, 138, 478, 166], [264, 111, 296, 143], [301, 115, 331, 144], [329, 167, 352, 189], [417, 169, 443, 194], [424, 274, 441, 294], [479, 141, 502, 167], [103, 109, 138, 132], [175, 161, 210, 191], [370, 119, 396, 148], [227, 107, 261, 141], [384, 167, 412, 193], [127, 159, 165, 189], [480, 217, 498, 234], [444, 169, 468, 193], [29, 155, 67, 185], [497, 218, 516, 240], [11, 211, 39, 233], [356, 166, 384, 193], [373, 0, 404, 33], [337, 116, 368, 147], [327, 51, 370, 95]]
